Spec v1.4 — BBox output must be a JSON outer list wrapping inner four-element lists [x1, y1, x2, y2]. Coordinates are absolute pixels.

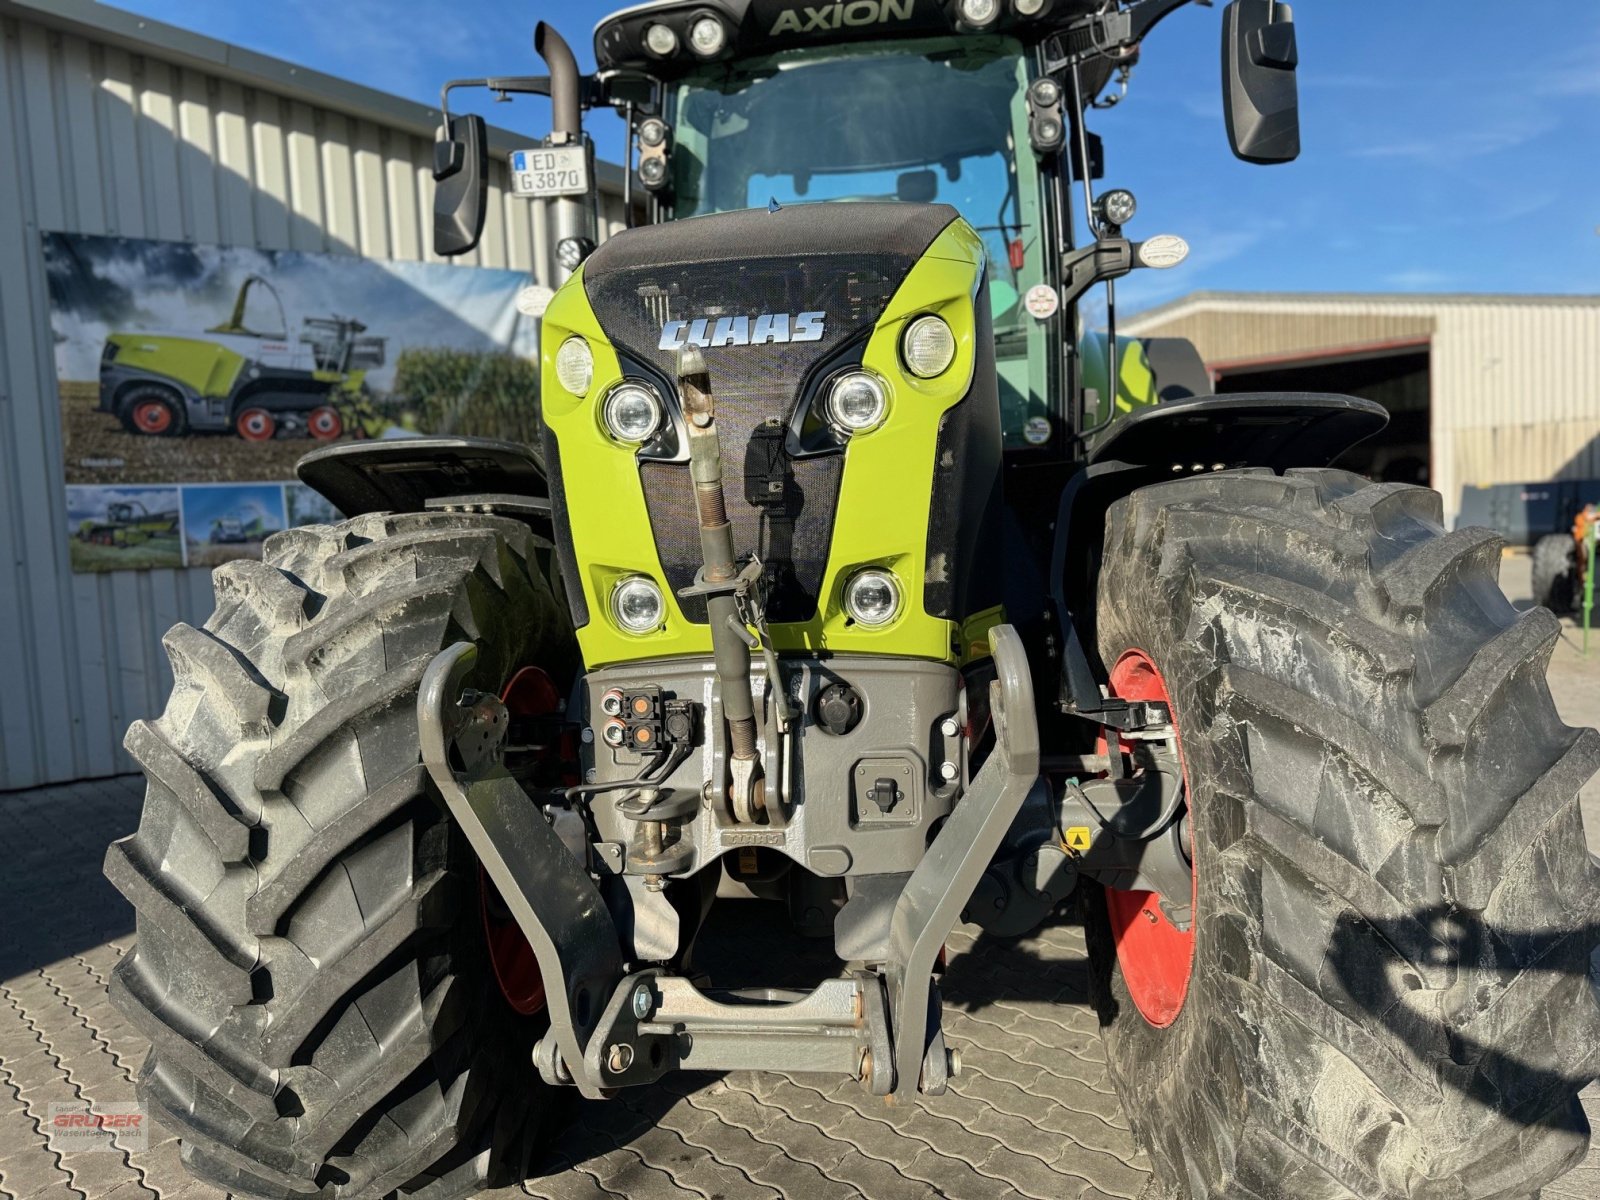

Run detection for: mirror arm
[[439, 75, 610, 123], [1048, 0, 1196, 70]]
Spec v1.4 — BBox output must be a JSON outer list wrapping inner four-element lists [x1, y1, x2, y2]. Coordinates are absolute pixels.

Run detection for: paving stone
[[3, 1151, 77, 1200], [56, 1149, 143, 1197], [5, 773, 1599, 1200]]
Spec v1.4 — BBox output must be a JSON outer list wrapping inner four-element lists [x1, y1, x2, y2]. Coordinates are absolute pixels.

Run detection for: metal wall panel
[[1124, 293, 1600, 528], [0, 9, 631, 789]]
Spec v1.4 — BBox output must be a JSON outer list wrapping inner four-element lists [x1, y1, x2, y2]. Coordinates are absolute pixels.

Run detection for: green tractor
[[77, 498, 179, 547], [106, 3, 1600, 1199], [98, 274, 384, 441]]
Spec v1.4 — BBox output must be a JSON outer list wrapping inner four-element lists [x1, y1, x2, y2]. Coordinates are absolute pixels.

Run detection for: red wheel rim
[[131, 399, 173, 434], [1104, 648, 1196, 1028], [308, 406, 343, 440], [479, 869, 546, 1015], [236, 408, 275, 441], [478, 666, 567, 1016]]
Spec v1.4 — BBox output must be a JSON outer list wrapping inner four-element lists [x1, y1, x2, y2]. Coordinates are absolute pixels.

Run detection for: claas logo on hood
[[659, 312, 826, 351]]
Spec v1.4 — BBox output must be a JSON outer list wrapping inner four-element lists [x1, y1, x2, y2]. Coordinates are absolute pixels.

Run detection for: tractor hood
[[576, 202, 961, 626], [580, 201, 960, 376], [595, 0, 1106, 77], [539, 201, 1002, 670]]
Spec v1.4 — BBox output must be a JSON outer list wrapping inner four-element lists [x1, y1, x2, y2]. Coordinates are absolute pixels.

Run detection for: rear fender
[[1053, 393, 1387, 710]]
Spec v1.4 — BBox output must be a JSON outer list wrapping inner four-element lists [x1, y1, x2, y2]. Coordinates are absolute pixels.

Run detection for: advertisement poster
[[45, 232, 541, 572]]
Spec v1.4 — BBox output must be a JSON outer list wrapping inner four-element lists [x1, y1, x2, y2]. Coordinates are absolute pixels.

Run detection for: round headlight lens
[[555, 337, 593, 396], [902, 315, 957, 378], [638, 155, 668, 189], [612, 576, 664, 633], [1015, 0, 1047, 14], [689, 16, 726, 56], [1098, 188, 1138, 227], [845, 570, 900, 627], [555, 236, 591, 271], [638, 117, 668, 148], [1029, 77, 1061, 107], [603, 382, 664, 443], [644, 23, 679, 56], [825, 371, 888, 433], [958, 0, 999, 25]]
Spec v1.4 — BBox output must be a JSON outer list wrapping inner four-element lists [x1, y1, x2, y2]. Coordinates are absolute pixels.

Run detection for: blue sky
[[113, 0, 1599, 313]]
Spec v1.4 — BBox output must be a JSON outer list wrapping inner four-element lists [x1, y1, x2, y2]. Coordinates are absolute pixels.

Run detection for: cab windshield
[[668, 38, 1053, 448]]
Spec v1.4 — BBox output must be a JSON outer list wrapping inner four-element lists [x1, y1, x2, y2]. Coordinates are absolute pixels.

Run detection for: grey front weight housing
[[418, 625, 1040, 1103]]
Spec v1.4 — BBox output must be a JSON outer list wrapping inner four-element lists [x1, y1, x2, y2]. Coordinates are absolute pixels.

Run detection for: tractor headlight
[[638, 155, 669, 189], [1098, 189, 1138, 228], [603, 382, 664, 443], [845, 570, 901, 627], [638, 118, 669, 148], [825, 371, 888, 433], [556, 237, 593, 272], [556, 337, 593, 396], [958, 0, 999, 26], [612, 576, 665, 633], [689, 16, 727, 56], [644, 23, 679, 56], [902, 315, 957, 378]]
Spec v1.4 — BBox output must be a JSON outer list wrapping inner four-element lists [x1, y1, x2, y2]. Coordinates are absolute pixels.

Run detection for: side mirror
[[1222, 0, 1300, 164], [433, 114, 488, 256]]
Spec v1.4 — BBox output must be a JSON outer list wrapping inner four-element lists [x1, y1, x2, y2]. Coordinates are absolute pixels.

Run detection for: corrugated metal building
[[1121, 291, 1600, 530], [0, 0, 631, 789]]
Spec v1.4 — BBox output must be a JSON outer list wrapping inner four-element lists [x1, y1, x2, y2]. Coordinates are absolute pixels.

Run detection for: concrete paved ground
[[2, 548, 1597, 1200]]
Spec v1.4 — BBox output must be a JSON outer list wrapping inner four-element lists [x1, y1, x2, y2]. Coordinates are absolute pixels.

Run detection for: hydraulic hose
[[676, 347, 763, 810]]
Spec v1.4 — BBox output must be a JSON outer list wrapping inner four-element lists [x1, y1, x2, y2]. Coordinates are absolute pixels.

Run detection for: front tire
[[1089, 468, 1600, 1199], [119, 384, 187, 436], [105, 511, 576, 1199]]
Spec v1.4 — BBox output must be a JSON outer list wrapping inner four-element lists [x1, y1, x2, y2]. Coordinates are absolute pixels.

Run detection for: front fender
[[1052, 393, 1388, 710], [296, 436, 550, 521], [1085, 392, 1386, 472]]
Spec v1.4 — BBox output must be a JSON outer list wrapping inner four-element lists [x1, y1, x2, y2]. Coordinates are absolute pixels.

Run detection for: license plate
[[510, 147, 589, 198]]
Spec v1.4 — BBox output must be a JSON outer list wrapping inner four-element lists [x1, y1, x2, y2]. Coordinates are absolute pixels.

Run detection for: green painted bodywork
[[1079, 331, 1163, 423], [541, 218, 1000, 671], [103, 335, 369, 402], [77, 501, 179, 547], [105, 334, 248, 400]]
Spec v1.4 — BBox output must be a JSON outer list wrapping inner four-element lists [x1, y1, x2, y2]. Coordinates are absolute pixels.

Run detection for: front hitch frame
[[419, 643, 624, 1098], [417, 624, 1041, 1102]]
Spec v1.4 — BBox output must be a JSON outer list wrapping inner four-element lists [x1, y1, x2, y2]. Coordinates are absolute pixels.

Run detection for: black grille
[[583, 206, 956, 623]]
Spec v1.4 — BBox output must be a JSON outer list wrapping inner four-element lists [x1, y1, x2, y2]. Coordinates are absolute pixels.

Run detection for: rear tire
[[1089, 468, 1600, 1199], [1532, 532, 1577, 615], [105, 510, 577, 1199]]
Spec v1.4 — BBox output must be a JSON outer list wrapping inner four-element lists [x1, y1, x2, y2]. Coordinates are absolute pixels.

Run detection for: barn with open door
[[1120, 291, 1600, 528]]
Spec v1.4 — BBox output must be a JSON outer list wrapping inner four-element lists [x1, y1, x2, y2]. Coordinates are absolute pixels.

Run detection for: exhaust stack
[[677, 346, 763, 822], [535, 22, 595, 281]]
